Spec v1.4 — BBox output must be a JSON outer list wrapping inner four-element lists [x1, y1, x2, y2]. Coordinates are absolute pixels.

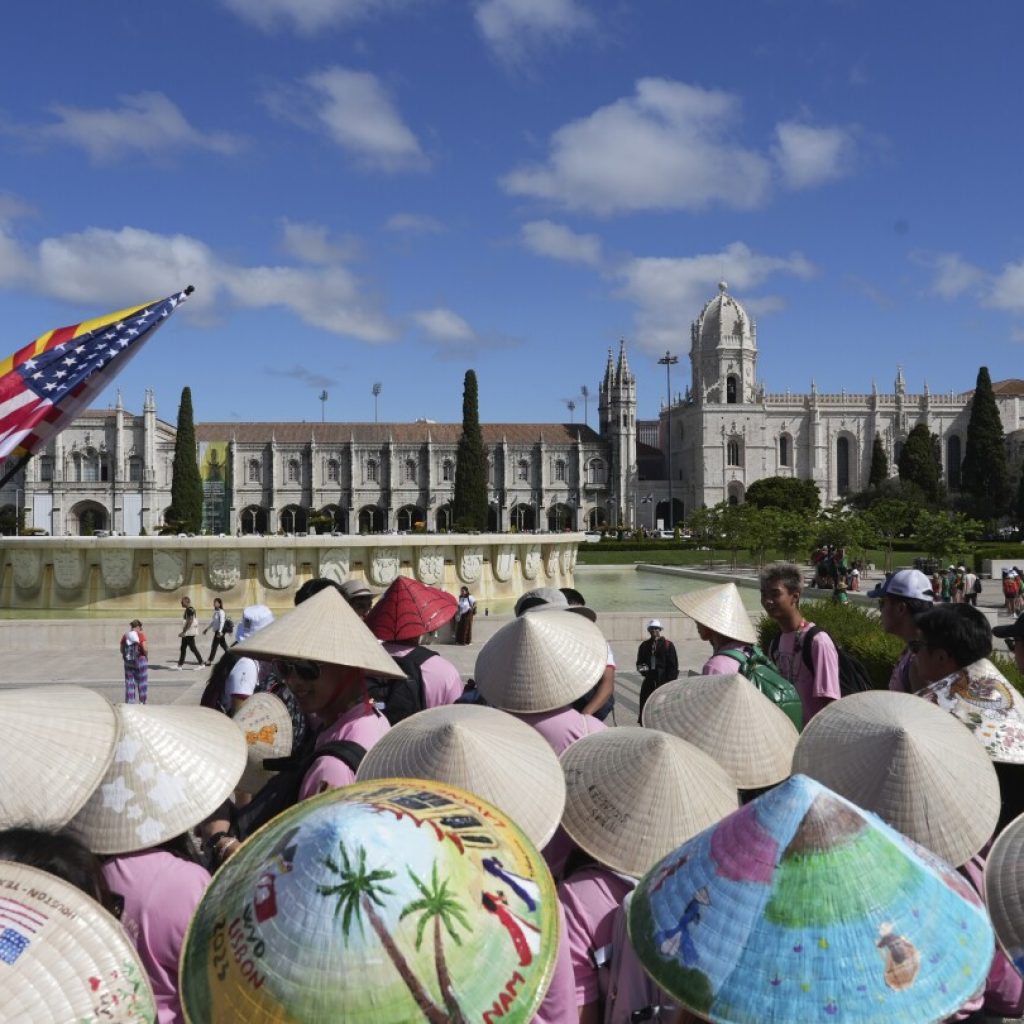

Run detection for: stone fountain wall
[[0, 534, 582, 616]]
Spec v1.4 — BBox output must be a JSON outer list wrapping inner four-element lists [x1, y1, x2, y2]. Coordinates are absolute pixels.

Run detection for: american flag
[[0, 287, 191, 483]]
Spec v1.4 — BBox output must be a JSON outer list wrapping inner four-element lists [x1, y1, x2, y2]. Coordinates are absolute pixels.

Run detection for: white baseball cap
[[647, 619, 664, 631], [867, 569, 934, 602]]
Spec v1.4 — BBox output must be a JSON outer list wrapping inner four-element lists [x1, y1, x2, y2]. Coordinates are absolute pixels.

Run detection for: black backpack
[[233, 734, 366, 840], [973, 577, 983, 595], [770, 626, 873, 696], [367, 647, 439, 725]]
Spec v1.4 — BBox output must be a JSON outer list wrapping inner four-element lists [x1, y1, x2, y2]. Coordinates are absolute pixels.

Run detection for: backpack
[[367, 647, 438, 725], [232, 734, 366, 840], [770, 626, 873, 697], [454, 678, 489, 706], [973, 577, 983, 595], [122, 639, 140, 665], [718, 647, 803, 732], [223, 616, 235, 634]]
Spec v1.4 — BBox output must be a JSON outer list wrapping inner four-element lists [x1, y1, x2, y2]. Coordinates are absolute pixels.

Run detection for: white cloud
[[501, 79, 772, 215], [615, 241, 816, 352], [773, 121, 854, 189], [412, 307, 476, 343], [912, 251, 986, 300], [269, 67, 427, 172], [384, 212, 446, 234], [520, 219, 602, 267], [280, 219, 360, 264], [0, 224, 396, 343], [988, 261, 1024, 314], [41, 92, 243, 164], [475, 0, 592, 62], [220, 0, 408, 33], [0, 192, 34, 226]]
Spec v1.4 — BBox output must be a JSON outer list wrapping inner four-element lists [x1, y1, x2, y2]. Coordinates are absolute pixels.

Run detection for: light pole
[[566, 399, 576, 424], [581, 385, 590, 427], [319, 390, 328, 423], [372, 382, 382, 423], [658, 351, 678, 530]]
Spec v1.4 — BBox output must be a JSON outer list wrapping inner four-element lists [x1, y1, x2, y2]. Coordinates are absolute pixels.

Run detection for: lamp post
[[319, 390, 328, 423], [566, 399, 576, 424], [372, 382, 382, 423], [658, 351, 678, 530], [581, 385, 590, 427]]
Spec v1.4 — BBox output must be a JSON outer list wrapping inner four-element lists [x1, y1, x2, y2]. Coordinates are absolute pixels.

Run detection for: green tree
[[868, 435, 889, 488], [168, 386, 203, 533], [744, 506, 785, 567], [687, 504, 723, 569], [864, 498, 919, 572], [962, 366, 1011, 519], [1015, 471, 1024, 529], [775, 509, 817, 562], [720, 502, 747, 570], [744, 476, 821, 516], [913, 510, 981, 564], [452, 370, 488, 531], [897, 423, 942, 504]]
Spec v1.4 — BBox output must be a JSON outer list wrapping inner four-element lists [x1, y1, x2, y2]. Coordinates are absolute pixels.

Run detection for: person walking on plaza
[[202, 597, 229, 665], [455, 585, 477, 645], [120, 619, 149, 703], [635, 619, 679, 720], [176, 596, 203, 670]]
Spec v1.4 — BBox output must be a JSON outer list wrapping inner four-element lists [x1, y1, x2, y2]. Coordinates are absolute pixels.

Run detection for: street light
[[566, 399, 576, 423], [658, 351, 679, 530], [319, 390, 328, 423], [372, 382, 382, 423], [580, 385, 590, 427]]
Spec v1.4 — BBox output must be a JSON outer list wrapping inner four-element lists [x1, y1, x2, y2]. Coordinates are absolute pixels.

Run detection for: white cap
[[647, 619, 663, 631], [235, 604, 274, 643]]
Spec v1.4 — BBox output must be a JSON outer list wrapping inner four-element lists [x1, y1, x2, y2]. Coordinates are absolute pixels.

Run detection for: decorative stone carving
[[264, 549, 296, 590], [12, 549, 42, 590], [368, 547, 400, 586], [206, 550, 241, 591], [492, 544, 515, 583], [559, 545, 576, 575], [53, 549, 85, 591], [318, 548, 350, 583], [457, 546, 483, 584], [416, 548, 445, 586], [544, 545, 560, 579], [100, 549, 134, 590], [153, 549, 186, 591], [522, 544, 541, 581]]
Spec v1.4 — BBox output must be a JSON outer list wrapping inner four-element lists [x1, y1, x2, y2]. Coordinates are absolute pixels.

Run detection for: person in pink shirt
[[382, 640, 465, 708], [670, 582, 759, 677], [760, 561, 840, 723]]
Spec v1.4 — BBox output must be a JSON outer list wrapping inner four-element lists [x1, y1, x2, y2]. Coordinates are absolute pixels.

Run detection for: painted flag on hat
[[0, 287, 192, 485]]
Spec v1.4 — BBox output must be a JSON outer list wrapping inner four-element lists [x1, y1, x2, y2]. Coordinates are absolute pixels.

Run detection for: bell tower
[[599, 340, 637, 525]]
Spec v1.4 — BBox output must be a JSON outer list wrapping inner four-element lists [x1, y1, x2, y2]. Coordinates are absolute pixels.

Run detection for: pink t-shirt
[[531, 902, 577, 1023], [299, 700, 390, 800], [383, 642, 464, 708], [102, 850, 211, 1024], [513, 707, 607, 755], [702, 645, 753, 676], [773, 624, 841, 723], [558, 864, 634, 1007], [888, 647, 914, 694]]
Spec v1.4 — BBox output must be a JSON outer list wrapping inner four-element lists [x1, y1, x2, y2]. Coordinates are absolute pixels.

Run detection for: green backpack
[[718, 646, 803, 732]]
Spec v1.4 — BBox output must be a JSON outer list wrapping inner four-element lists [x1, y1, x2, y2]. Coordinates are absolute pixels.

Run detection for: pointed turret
[[616, 338, 633, 386]]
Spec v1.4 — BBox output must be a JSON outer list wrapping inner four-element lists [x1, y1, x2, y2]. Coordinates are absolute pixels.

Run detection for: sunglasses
[[273, 659, 321, 682]]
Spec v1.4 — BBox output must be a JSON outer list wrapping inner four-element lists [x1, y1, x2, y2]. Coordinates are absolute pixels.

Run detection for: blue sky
[[1, 1, 1022, 428]]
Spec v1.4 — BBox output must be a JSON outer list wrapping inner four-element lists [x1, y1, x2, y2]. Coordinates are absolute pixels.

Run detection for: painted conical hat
[[793, 690, 1000, 866], [69, 704, 247, 854], [0, 861, 157, 1023], [560, 728, 738, 878], [916, 657, 1024, 763], [357, 704, 566, 847], [365, 576, 458, 642], [984, 811, 1024, 980], [475, 610, 607, 713], [643, 674, 798, 789], [0, 686, 119, 829], [628, 775, 994, 1024], [180, 778, 560, 1023], [233, 691, 294, 794], [235, 586, 404, 678], [671, 583, 758, 645]]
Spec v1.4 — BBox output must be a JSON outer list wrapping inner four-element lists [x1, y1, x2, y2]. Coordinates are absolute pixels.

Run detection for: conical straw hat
[[642, 674, 798, 789], [180, 778, 560, 1023], [670, 583, 758, 644], [628, 775, 995, 1024], [560, 728, 737, 878], [233, 691, 294, 794], [357, 704, 566, 847], [916, 657, 1024, 764], [475, 609, 608, 713], [69, 704, 247, 855], [235, 585, 404, 678], [793, 690, 1000, 866], [0, 686, 119, 829], [365, 576, 458, 642], [0, 861, 157, 1023], [984, 811, 1024, 978]]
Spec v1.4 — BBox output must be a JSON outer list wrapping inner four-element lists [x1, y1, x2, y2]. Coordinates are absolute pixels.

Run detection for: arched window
[[946, 435, 962, 491], [405, 459, 417, 483], [326, 459, 340, 482], [554, 459, 566, 482], [517, 459, 529, 481], [727, 440, 741, 467], [837, 437, 851, 495], [893, 440, 904, 465], [588, 459, 606, 485], [487, 461, 494, 485], [40, 457, 54, 482], [128, 457, 143, 483], [442, 459, 454, 482], [79, 448, 100, 483], [779, 434, 791, 468], [726, 375, 738, 404], [287, 458, 300, 483], [366, 459, 378, 483], [248, 459, 261, 483]]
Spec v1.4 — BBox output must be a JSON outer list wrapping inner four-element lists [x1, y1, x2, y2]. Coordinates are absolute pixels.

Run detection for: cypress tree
[[868, 435, 889, 487], [452, 370, 488, 530], [962, 366, 1010, 517], [168, 386, 204, 533], [897, 423, 942, 504]]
